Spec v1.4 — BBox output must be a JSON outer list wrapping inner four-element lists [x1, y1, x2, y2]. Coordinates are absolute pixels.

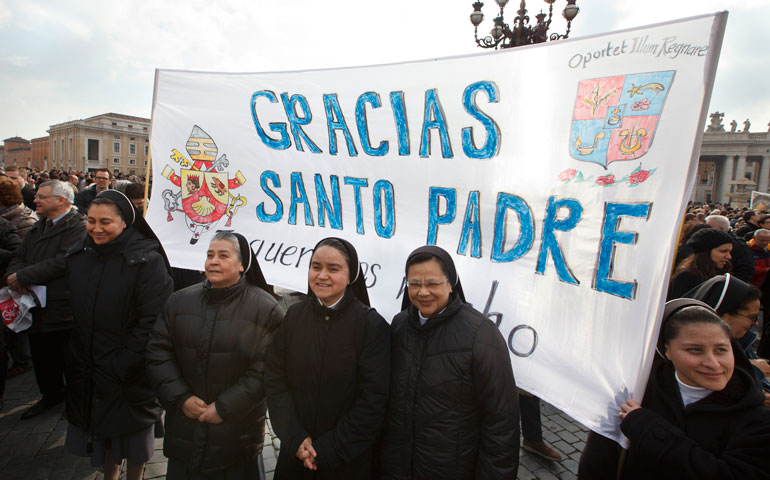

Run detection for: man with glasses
[[74, 168, 112, 214], [5, 180, 86, 419]]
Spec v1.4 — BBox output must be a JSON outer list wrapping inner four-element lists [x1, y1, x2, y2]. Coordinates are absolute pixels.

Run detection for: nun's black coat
[[265, 289, 390, 479]]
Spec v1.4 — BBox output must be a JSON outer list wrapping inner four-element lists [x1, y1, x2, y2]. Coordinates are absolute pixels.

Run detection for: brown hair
[[0, 177, 23, 207]]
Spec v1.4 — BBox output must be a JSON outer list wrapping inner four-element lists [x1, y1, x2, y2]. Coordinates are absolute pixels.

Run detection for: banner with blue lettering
[[148, 12, 727, 444]]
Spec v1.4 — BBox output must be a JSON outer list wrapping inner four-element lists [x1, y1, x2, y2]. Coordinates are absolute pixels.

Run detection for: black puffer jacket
[[147, 278, 284, 474], [265, 291, 390, 479], [380, 296, 520, 480], [7, 208, 85, 333], [65, 228, 173, 438], [578, 343, 770, 480]]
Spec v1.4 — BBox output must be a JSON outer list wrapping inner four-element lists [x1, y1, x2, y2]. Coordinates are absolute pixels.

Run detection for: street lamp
[[470, 0, 579, 49]]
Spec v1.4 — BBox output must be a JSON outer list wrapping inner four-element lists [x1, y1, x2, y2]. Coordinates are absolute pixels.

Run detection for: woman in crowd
[[0, 177, 37, 239], [147, 232, 284, 479], [578, 299, 770, 479], [64, 190, 173, 480], [685, 274, 770, 404], [380, 246, 519, 479], [668, 228, 732, 299], [265, 237, 390, 479]]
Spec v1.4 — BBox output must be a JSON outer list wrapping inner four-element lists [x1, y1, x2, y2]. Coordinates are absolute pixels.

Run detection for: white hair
[[210, 231, 242, 262], [704, 215, 730, 232], [40, 180, 74, 205]]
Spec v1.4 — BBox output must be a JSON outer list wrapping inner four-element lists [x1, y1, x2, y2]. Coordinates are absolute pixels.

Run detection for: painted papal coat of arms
[[569, 71, 675, 168], [161, 126, 246, 244]]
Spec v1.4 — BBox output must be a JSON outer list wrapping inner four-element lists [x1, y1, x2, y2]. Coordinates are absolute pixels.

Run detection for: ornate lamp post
[[470, 0, 579, 49]]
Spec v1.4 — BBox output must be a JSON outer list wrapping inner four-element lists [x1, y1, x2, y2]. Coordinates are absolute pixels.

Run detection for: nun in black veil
[[380, 245, 520, 480], [265, 237, 390, 479], [147, 231, 285, 480], [65, 189, 174, 480]]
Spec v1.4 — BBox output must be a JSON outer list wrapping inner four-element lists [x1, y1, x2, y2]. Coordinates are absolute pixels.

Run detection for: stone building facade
[[47, 112, 150, 175], [694, 112, 770, 205], [2, 136, 32, 167]]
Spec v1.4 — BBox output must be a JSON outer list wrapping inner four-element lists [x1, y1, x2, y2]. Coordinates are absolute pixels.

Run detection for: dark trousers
[[519, 393, 542, 442], [4, 328, 32, 368], [28, 329, 71, 399], [0, 328, 7, 400]]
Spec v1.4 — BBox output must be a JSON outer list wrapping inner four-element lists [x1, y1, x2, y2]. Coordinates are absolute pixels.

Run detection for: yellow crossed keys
[[170, 149, 193, 169]]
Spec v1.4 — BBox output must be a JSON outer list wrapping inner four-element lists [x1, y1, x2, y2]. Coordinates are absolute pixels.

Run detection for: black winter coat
[[265, 291, 390, 480], [147, 278, 284, 474], [0, 218, 21, 275], [65, 228, 172, 439], [578, 345, 770, 480], [380, 296, 520, 480], [74, 184, 105, 214], [7, 208, 86, 333]]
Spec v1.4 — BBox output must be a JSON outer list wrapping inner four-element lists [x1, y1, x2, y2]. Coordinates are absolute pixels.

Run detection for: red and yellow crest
[[161, 126, 247, 244]]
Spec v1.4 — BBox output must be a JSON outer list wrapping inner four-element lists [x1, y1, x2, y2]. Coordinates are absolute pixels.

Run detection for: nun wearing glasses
[[380, 245, 520, 480]]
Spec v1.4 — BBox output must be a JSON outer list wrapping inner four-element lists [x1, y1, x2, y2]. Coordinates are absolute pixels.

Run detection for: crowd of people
[[1, 167, 770, 479]]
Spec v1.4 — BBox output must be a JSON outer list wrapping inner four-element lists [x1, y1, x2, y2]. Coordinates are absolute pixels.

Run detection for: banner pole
[[143, 149, 152, 217]]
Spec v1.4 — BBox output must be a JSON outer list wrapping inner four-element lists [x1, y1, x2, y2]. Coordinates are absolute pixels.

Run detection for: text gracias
[[250, 81, 651, 300]]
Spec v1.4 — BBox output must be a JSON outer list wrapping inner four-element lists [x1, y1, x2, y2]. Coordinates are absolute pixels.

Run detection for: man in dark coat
[[735, 210, 760, 240], [5, 180, 86, 418], [74, 168, 112, 213]]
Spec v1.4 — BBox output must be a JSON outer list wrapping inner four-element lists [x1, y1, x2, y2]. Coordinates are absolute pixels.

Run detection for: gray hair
[[40, 180, 74, 205], [754, 228, 770, 238], [704, 215, 729, 232], [210, 231, 242, 262]]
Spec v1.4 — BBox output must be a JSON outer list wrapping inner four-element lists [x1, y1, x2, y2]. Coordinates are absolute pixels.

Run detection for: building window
[[60, 139, 64, 163], [129, 170, 136, 175], [113, 142, 120, 153], [112, 122, 117, 126], [114, 135, 120, 139], [128, 124, 133, 129], [129, 143, 136, 155], [144, 160, 148, 165], [143, 127, 148, 131], [129, 158, 136, 165], [113, 157, 120, 164], [87, 139, 99, 162], [144, 145, 149, 156], [114, 168, 120, 175]]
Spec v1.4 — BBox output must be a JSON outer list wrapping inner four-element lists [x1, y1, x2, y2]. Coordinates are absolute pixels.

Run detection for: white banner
[[148, 13, 726, 443]]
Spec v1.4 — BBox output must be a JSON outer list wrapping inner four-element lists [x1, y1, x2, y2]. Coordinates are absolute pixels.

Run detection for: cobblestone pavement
[[0, 368, 588, 480]]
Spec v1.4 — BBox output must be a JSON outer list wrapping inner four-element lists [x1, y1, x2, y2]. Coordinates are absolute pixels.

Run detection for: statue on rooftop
[[707, 111, 725, 132]]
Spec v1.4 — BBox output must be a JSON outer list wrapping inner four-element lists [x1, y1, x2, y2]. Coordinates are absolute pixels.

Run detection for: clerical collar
[[317, 293, 344, 310], [675, 372, 711, 407]]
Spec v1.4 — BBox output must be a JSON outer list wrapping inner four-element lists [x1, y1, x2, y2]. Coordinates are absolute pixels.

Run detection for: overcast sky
[[1, 0, 768, 140]]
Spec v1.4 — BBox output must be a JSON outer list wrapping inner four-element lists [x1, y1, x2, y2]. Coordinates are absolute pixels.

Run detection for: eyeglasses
[[406, 279, 449, 290], [95, 176, 110, 181], [734, 312, 760, 324], [34, 194, 60, 200]]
